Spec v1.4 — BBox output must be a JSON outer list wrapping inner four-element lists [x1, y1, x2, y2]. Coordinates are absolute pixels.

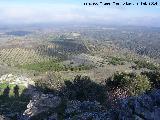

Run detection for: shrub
[[63, 76, 107, 104], [141, 71, 160, 89], [105, 72, 136, 89], [106, 72, 151, 96], [108, 57, 125, 65], [131, 75, 151, 96], [134, 60, 158, 70]]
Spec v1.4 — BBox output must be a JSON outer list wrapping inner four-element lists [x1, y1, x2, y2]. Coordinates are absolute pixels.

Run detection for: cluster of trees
[[0, 48, 48, 66], [81, 27, 160, 59], [37, 38, 88, 60]]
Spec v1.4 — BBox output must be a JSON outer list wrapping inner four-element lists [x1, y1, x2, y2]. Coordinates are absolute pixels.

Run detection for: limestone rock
[[118, 89, 160, 120], [0, 74, 35, 87], [23, 94, 61, 119]]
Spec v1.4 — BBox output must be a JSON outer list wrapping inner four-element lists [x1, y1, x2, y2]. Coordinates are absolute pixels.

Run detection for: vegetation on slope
[[1, 70, 160, 119], [108, 56, 125, 65], [134, 60, 159, 70], [141, 71, 160, 89], [106, 72, 151, 96], [19, 60, 93, 72], [19, 60, 65, 72]]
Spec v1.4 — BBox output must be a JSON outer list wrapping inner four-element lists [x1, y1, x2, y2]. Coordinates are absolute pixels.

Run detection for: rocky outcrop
[[12, 89, 160, 120], [23, 94, 61, 120], [118, 89, 160, 120], [0, 74, 35, 87], [64, 100, 112, 120], [64, 89, 160, 120]]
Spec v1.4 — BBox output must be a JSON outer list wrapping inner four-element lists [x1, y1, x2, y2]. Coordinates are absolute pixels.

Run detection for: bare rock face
[[118, 89, 160, 120], [23, 94, 61, 120], [64, 89, 160, 120], [65, 100, 102, 115], [64, 100, 107, 120], [12, 89, 160, 120]]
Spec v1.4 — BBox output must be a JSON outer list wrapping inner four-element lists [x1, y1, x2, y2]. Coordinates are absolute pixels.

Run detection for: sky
[[0, 0, 159, 27]]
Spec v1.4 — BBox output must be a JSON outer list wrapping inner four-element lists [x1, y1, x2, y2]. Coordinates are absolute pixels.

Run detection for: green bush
[[141, 71, 160, 89], [106, 72, 151, 96], [108, 57, 125, 65], [134, 60, 158, 70], [131, 75, 151, 96]]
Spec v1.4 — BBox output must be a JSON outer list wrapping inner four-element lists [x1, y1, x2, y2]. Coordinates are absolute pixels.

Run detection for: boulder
[[23, 94, 61, 119]]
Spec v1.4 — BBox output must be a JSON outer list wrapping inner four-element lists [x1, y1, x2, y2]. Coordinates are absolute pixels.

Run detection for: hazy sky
[[0, 0, 159, 26]]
